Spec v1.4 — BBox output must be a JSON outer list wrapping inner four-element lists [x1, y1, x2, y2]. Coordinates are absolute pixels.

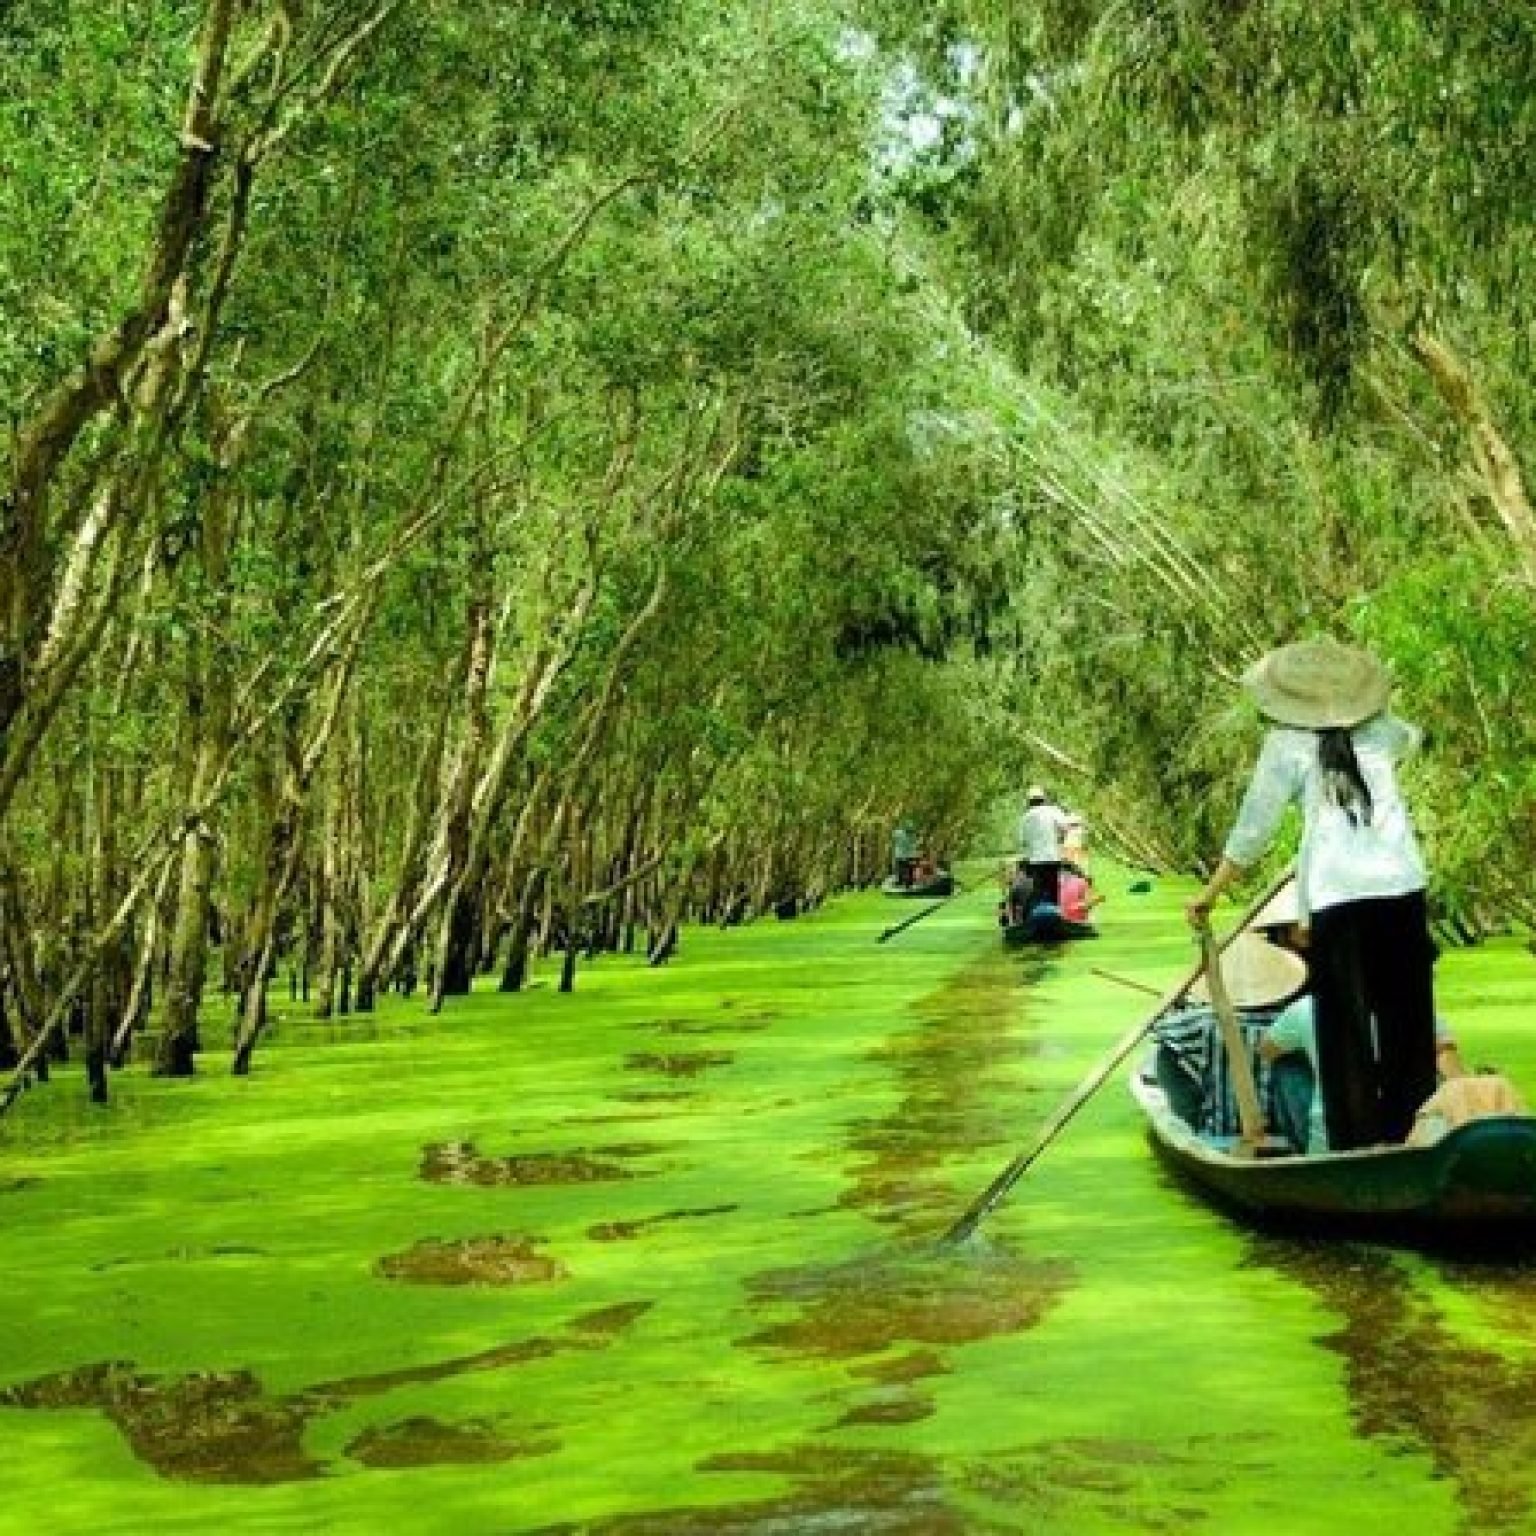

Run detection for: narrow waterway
[[3, 874, 1536, 1533]]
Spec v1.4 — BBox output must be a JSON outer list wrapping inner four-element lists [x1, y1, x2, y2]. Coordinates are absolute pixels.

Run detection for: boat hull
[[1003, 915, 1098, 945], [1132, 1069, 1536, 1243], [882, 875, 954, 899]]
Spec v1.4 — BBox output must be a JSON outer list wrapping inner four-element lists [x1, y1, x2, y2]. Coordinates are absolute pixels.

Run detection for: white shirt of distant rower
[[1223, 715, 1427, 921], [1019, 803, 1072, 863]]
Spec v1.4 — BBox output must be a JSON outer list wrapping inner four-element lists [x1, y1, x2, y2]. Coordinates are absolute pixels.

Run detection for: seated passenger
[[1153, 935, 1307, 1138], [1002, 862, 1035, 927], [1261, 996, 1466, 1153], [1059, 864, 1101, 925]]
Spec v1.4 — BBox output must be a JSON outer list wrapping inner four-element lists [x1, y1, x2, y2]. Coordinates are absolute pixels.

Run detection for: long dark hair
[[1319, 727, 1373, 826]]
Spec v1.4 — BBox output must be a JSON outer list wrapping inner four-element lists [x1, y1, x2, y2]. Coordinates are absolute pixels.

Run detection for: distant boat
[[881, 872, 954, 898], [1131, 1065, 1536, 1242], [1001, 906, 1098, 945]]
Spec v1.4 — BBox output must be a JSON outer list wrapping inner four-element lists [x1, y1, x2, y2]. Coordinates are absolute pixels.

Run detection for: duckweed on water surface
[[3, 875, 1536, 1533]]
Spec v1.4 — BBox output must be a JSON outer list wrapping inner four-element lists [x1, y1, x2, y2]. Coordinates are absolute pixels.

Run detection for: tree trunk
[[156, 821, 215, 1077]]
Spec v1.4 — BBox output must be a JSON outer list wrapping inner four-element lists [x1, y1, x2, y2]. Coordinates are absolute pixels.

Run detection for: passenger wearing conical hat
[[1186, 932, 1308, 1010], [1154, 934, 1307, 1139], [1187, 638, 1436, 1151]]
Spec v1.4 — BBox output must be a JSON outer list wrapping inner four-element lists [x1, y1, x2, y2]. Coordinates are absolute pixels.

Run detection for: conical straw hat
[[1188, 933, 1307, 1010], [1243, 639, 1390, 730], [1251, 879, 1301, 931]]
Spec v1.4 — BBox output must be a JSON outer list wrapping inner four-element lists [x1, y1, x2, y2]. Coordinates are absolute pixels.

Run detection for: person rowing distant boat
[[1018, 786, 1072, 908], [1187, 638, 1437, 1151]]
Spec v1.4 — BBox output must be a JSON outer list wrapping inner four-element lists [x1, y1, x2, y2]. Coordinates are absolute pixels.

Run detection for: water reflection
[[587, 1204, 738, 1242], [636, 1014, 776, 1036], [0, 1364, 326, 1484], [705, 942, 1077, 1531], [531, 1444, 962, 1535], [840, 947, 1052, 1229], [1248, 1235, 1536, 1532], [624, 1051, 735, 1078]]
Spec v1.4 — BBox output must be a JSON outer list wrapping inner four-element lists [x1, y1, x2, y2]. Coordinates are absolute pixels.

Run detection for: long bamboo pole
[[940, 865, 1293, 1246], [1197, 919, 1266, 1154]]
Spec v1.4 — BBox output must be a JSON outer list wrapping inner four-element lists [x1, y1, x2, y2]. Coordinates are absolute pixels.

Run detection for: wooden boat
[[1131, 1062, 1536, 1241], [882, 872, 954, 898], [1002, 910, 1098, 945]]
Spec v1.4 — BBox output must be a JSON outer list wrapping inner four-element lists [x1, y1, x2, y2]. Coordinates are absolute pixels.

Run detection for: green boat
[[1131, 1064, 1536, 1243], [882, 872, 954, 898]]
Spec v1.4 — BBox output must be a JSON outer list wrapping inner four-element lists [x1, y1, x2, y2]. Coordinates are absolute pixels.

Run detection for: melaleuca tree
[[0, 0, 1022, 1108], [865, 0, 1536, 911]]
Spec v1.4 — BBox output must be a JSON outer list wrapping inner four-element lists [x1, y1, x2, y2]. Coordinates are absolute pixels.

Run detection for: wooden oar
[[877, 876, 966, 943], [1090, 967, 1161, 999], [1099, 950, 1268, 1153], [1195, 918, 1267, 1154], [940, 865, 1294, 1246]]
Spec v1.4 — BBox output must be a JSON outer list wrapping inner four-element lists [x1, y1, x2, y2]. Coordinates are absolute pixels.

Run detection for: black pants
[[1025, 861, 1061, 907], [1310, 890, 1437, 1149]]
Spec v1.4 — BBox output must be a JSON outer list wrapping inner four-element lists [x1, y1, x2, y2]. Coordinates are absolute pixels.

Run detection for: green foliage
[[861, 0, 1536, 907]]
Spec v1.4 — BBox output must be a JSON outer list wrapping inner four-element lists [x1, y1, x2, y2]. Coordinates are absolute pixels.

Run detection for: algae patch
[[587, 1203, 738, 1242], [840, 944, 1051, 1233], [0, 1364, 323, 1485], [346, 1415, 558, 1467], [740, 940, 1073, 1363], [376, 1234, 569, 1286], [624, 1050, 735, 1078], [962, 1436, 1210, 1533], [741, 1242, 1072, 1360], [0, 1302, 653, 1484], [420, 1139, 664, 1186]]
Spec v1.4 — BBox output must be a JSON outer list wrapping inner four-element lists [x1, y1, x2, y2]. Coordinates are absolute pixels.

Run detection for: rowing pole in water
[[877, 897, 955, 944], [940, 865, 1294, 1246]]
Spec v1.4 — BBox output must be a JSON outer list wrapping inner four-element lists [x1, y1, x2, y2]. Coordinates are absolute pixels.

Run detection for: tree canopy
[[1, 0, 1531, 1111]]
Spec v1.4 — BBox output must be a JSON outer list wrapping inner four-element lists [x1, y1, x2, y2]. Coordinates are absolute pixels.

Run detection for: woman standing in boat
[[1186, 639, 1436, 1151]]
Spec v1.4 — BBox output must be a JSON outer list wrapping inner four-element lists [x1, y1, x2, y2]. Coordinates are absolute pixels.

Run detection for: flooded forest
[[3, 4, 1536, 1533]]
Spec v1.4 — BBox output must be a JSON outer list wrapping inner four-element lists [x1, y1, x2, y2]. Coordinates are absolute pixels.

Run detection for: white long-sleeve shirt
[[1019, 803, 1071, 864], [1222, 716, 1427, 918]]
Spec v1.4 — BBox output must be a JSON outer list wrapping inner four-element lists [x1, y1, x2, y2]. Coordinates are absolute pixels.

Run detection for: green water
[[4, 873, 1536, 1534]]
